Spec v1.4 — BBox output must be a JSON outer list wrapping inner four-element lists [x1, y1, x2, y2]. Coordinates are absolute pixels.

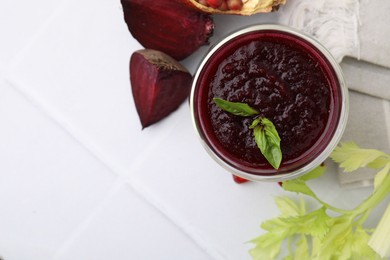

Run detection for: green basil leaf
[[212, 97, 282, 169], [265, 127, 281, 146], [253, 124, 267, 152], [213, 98, 259, 117], [253, 117, 282, 169], [249, 117, 261, 129]]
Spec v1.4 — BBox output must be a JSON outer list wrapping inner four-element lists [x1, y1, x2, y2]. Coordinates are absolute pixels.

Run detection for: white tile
[[2, 5, 286, 258], [0, 62, 5, 74], [0, 81, 116, 260], [0, 0, 62, 66], [5, 1, 390, 259], [55, 184, 214, 260], [124, 105, 285, 260], [7, 0, 178, 174]]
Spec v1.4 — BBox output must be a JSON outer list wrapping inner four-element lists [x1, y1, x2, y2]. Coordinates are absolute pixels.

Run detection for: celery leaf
[[295, 235, 310, 260], [300, 165, 326, 181], [330, 142, 389, 172], [282, 179, 316, 198], [274, 197, 303, 217], [249, 143, 390, 260]]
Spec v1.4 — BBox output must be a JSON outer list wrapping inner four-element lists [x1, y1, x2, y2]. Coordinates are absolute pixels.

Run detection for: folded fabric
[[279, 0, 390, 102], [279, 0, 360, 63]]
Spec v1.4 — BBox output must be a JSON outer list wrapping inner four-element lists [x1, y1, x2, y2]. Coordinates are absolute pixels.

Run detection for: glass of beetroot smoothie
[[190, 24, 348, 182]]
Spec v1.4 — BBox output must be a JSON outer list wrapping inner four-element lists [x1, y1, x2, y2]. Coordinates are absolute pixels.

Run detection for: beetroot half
[[130, 49, 192, 128], [121, 0, 214, 61]]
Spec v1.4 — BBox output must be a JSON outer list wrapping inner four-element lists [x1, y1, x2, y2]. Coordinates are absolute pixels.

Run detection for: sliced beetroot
[[130, 49, 192, 128], [121, 0, 214, 61]]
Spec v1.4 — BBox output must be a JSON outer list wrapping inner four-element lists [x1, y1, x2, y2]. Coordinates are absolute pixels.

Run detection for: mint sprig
[[213, 97, 282, 169]]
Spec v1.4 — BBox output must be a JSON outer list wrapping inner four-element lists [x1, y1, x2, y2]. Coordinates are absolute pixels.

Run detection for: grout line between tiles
[[52, 178, 125, 259], [122, 177, 228, 260], [53, 174, 226, 260], [5, 77, 225, 260]]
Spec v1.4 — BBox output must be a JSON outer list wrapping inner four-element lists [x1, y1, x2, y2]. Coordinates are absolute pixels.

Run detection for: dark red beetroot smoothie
[[193, 29, 343, 176]]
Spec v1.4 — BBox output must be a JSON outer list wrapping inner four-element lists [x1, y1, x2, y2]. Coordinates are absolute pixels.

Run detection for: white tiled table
[[1, 1, 390, 259]]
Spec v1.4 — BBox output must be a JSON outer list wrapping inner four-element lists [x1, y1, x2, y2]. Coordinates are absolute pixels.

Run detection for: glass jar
[[190, 24, 349, 182]]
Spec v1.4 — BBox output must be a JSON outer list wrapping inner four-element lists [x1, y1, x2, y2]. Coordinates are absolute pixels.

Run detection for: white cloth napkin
[[280, 0, 390, 101], [280, 0, 360, 63]]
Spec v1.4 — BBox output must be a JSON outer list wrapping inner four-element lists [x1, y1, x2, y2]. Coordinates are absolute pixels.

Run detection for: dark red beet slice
[[130, 49, 192, 128], [121, 0, 214, 61]]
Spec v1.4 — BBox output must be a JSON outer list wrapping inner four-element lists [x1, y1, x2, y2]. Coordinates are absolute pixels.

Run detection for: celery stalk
[[353, 173, 390, 216], [368, 203, 390, 258]]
